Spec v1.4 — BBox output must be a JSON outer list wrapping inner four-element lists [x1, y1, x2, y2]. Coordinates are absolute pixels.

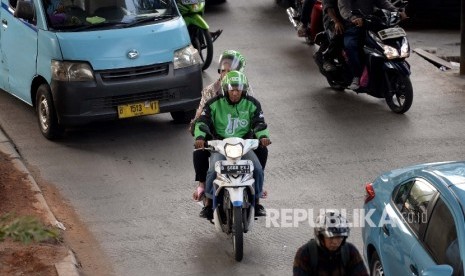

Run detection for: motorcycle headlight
[[400, 37, 410, 58], [51, 61, 94, 81], [224, 143, 243, 159], [383, 45, 400, 59], [174, 45, 202, 69]]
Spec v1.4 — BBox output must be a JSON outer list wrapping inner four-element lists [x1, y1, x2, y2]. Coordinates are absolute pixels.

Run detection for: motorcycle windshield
[[44, 0, 179, 31]]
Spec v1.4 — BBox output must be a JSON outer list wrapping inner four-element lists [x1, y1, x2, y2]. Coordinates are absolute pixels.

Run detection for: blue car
[[362, 161, 465, 276]]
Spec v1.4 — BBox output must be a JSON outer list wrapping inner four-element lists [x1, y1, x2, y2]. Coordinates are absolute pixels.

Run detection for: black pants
[[300, 0, 316, 26], [193, 147, 269, 182]]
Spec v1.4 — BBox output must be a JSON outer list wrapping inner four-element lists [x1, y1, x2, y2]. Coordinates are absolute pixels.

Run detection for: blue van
[[0, 0, 203, 139]]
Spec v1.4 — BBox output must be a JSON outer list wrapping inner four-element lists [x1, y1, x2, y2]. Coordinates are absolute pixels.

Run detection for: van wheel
[[370, 251, 384, 276], [171, 110, 196, 124], [36, 84, 64, 139]]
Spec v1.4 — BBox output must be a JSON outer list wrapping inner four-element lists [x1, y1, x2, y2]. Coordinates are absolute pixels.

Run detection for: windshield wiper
[[69, 21, 128, 32], [123, 14, 175, 28]]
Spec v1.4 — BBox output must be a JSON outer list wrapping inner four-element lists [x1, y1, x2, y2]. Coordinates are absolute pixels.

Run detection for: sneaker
[[297, 24, 307, 37], [199, 206, 213, 220], [255, 204, 266, 217], [348, 77, 360, 90], [322, 61, 337, 72]]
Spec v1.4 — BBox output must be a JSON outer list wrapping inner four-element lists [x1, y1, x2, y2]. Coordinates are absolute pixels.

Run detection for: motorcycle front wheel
[[384, 72, 413, 114], [232, 206, 244, 261], [189, 26, 213, 71]]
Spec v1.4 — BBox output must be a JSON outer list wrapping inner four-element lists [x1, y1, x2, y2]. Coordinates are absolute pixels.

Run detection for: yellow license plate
[[117, 101, 159, 119]]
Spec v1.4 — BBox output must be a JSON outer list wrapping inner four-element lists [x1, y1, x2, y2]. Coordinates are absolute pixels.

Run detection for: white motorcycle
[[200, 125, 264, 261]]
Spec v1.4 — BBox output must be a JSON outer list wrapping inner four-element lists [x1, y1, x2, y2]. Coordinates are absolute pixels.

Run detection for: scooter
[[286, 0, 323, 44], [177, 0, 222, 70], [198, 124, 265, 262], [313, 7, 413, 114]]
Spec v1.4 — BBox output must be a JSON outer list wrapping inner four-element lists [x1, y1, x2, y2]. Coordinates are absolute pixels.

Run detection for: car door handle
[[382, 224, 390, 236], [410, 264, 419, 275], [1, 19, 7, 25]]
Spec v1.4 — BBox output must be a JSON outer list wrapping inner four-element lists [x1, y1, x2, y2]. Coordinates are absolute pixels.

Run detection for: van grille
[[91, 89, 179, 109], [99, 63, 169, 81]]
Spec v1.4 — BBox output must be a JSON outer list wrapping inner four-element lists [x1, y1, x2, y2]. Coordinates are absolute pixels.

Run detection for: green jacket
[[194, 95, 270, 140]]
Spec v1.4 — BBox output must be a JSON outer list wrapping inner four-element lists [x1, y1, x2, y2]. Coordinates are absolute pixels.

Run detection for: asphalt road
[[0, 0, 464, 275]]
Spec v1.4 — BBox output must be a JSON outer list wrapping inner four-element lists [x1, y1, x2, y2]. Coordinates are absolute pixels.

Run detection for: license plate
[[117, 101, 159, 119], [220, 164, 250, 174], [378, 27, 406, 40]]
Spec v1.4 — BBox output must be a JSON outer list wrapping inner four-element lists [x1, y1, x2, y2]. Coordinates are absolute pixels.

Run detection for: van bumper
[[50, 63, 202, 126]]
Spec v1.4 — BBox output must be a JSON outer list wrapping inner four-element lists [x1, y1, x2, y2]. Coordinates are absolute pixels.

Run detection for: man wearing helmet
[[190, 50, 268, 212], [193, 71, 271, 220], [293, 210, 368, 275]]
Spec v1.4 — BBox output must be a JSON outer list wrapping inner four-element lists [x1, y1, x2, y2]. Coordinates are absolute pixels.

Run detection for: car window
[[393, 180, 414, 210], [424, 197, 461, 275], [398, 180, 436, 234]]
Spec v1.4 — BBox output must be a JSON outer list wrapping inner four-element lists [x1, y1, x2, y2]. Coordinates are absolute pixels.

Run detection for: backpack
[[306, 238, 350, 274]]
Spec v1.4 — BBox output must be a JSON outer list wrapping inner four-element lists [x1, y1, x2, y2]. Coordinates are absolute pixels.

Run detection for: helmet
[[218, 50, 246, 74], [221, 71, 249, 95], [314, 210, 350, 246]]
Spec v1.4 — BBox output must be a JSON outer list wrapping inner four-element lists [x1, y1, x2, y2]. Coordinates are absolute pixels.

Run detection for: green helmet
[[218, 50, 246, 74], [221, 70, 249, 94]]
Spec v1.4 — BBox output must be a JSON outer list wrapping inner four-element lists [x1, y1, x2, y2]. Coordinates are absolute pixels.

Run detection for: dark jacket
[[338, 0, 397, 23], [293, 241, 368, 276]]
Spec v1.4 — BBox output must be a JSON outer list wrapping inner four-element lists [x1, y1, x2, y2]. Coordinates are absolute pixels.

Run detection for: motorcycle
[[286, 0, 323, 44], [198, 124, 265, 261], [177, 0, 222, 70], [313, 7, 413, 114]]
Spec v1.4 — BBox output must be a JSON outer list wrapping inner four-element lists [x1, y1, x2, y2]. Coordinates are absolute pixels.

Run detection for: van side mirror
[[14, 0, 34, 22]]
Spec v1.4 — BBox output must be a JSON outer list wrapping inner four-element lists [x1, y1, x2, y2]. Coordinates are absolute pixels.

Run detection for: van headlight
[[174, 45, 202, 69], [51, 61, 95, 81]]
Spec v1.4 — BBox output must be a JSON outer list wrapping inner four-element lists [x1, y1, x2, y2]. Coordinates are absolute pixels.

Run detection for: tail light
[[365, 182, 375, 204]]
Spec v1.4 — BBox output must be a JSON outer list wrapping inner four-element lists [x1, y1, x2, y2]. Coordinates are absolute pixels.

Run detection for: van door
[[0, 0, 38, 103]]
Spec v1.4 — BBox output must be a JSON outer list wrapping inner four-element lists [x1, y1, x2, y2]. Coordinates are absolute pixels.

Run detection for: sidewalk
[[0, 129, 80, 276]]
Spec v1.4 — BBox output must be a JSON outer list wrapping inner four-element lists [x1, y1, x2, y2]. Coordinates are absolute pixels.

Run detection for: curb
[[0, 130, 81, 276]]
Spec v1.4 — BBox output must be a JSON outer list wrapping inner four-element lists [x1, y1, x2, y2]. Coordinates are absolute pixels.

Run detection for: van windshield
[[44, 0, 178, 31]]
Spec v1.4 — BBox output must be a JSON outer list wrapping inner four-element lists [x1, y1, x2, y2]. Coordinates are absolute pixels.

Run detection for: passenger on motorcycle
[[190, 50, 268, 205], [293, 210, 368, 275], [297, 0, 316, 37], [193, 71, 271, 220], [319, 0, 344, 71], [338, 0, 406, 90]]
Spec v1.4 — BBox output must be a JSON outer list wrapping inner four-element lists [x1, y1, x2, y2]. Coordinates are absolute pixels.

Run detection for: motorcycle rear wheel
[[190, 27, 213, 71], [385, 73, 413, 114], [232, 206, 244, 261]]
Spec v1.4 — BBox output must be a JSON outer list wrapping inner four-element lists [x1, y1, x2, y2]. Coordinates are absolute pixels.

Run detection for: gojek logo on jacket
[[225, 113, 248, 135]]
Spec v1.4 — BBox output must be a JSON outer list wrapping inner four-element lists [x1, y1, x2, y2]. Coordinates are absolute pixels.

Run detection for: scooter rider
[[189, 50, 268, 205], [338, 0, 406, 90], [318, 0, 344, 71], [293, 210, 368, 275], [193, 71, 271, 220]]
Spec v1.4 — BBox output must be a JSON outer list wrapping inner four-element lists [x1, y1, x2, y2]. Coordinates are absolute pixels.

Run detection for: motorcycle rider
[[189, 50, 268, 205], [193, 71, 271, 220], [318, 0, 344, 71], [297, 0, 316, 37], [338, 0, 406, 90], [293, 210, 368, 275]]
